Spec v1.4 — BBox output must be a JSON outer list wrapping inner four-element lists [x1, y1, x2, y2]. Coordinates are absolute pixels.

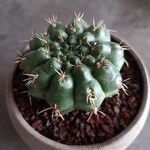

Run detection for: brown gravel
[[13, 52, 143, 145]]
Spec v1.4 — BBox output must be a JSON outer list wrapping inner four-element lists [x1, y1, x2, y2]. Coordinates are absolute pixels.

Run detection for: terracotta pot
[[5, 35, 150, 150]]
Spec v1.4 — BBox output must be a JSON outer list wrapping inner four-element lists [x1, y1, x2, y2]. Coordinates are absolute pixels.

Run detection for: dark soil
[[13, 52, 143, 145]]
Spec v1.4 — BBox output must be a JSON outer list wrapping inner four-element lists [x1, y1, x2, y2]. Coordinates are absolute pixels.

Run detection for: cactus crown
[[18, 13, 126, 119]]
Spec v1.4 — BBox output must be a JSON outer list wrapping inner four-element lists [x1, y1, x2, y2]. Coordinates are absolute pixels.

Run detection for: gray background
[[0, 0, 150, 149]]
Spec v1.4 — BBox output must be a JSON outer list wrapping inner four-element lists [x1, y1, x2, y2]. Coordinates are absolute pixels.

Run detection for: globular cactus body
[[19, 13, 126, 118]]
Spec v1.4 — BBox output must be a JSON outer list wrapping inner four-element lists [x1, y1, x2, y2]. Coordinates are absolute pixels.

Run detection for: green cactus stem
[[18, 13, 127, 120]]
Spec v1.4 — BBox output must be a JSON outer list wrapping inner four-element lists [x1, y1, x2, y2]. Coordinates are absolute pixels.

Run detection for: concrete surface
[[0, 0, 150, 149]]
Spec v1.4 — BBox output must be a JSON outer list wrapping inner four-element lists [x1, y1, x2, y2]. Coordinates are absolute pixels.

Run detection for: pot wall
[[5, 35, 150, 150]]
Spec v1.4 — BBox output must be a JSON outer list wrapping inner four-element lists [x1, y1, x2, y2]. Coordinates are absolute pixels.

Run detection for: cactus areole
[[18, 13, 127, 119]]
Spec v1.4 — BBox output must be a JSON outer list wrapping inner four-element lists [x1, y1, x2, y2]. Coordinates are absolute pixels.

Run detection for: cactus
[[18, 13, 127, 119]]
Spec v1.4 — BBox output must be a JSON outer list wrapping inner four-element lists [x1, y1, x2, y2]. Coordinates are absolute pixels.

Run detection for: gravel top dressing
[[13, 52, 143, 145]]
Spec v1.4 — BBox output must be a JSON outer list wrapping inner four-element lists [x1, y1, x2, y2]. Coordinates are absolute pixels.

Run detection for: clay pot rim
[[6, 34, 150, 150]]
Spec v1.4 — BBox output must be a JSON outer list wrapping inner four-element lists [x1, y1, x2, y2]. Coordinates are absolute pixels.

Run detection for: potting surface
[[1, 0, 150, 149], [13, 51, 143, 145]]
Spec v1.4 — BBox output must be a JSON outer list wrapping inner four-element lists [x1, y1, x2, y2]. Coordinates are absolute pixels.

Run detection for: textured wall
[[1, 0, 150, 149]]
